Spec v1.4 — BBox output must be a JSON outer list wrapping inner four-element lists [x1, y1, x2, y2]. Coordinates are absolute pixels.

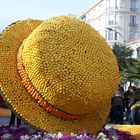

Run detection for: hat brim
[[0, 19, 111, 134]]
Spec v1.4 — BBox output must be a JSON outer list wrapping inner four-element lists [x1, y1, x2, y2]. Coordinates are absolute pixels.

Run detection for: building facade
[[127, 39, 140, 58], [79, 0, 140, 46], [79, 0, 140, 88]]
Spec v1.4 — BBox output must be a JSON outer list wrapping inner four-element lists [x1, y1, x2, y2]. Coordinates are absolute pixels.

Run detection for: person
[[108, 97, 114, 123], [129, 87, 140, 124], [9, 112, 21, 126], [112, 87, 124, 124], [124, 86, 135, 121]]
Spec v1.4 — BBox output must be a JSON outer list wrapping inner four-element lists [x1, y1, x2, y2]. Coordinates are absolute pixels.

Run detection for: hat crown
[[19, 16, 119, 115]]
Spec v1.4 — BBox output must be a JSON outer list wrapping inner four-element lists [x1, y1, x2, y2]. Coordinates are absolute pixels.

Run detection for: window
[[130, 15, 136, 27], [114, 32, 117, 40], [109, 20, 114, 25], [108, 14, 115, 25], [106, 29, 118, 41], [98, 19, 101, 27], [115, 0, 118, 9], [110, 0, 115, 9], [105, 30, 108, 40], [129, 31, 135, 39], [130, 0, 137, 12], [108, 0, 118, 9], [106, 0, 109, 10], [108, 30, 114, 40], [137, 47, 140, 58], [80, 15, 86, 21]]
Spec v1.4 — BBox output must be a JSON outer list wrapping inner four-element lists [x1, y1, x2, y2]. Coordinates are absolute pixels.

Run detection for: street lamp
[[106, 27, 125, 43]]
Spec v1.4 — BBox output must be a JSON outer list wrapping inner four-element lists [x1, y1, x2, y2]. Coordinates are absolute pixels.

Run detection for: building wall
[[79, 0, 140, 89], [79, 0, 140, 46], [127, 39, 140, 58]]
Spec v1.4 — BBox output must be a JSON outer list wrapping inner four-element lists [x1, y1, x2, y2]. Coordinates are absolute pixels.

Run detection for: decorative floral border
[[0, 125, 135, 140]]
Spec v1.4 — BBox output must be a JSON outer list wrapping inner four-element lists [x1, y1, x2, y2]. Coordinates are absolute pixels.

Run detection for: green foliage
[[112, 43, 140, 85], [112, 43, 137, 72], [123, 59, 140, 82]]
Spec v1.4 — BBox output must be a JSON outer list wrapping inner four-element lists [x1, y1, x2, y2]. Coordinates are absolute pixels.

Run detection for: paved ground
[[0, 116, 130, 126], [0, 116, 10, 125], [0, 108, 11, 125], [0, 108, 130, 126]]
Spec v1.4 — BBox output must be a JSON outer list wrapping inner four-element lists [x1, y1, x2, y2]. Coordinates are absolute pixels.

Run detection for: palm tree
[[112, 43, 139, 85], [124, 59, 140, 80], [112, 43, 137, 72]]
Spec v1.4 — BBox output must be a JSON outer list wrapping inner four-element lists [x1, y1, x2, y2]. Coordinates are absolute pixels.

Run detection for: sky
[[0, 0, 94, 32]]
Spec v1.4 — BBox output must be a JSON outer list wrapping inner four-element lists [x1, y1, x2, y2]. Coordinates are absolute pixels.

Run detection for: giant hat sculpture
[[0, 16, 120, 134]]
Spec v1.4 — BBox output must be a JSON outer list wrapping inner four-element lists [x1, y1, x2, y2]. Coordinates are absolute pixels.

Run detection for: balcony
[[105, 22, 120, 28], [87, 18, 94, 24], [129, 23, 138, 28], [106, 7, 126, 12], [106, 7, 140, 13], [130, 8, 138, 12]]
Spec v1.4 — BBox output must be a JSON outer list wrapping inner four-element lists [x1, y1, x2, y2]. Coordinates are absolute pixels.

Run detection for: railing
[[105, 22, 119, 28], [129, 23, 138, 28], [106, 7, 126, 12], [87, 19, 94, 23], [130, 8, 138, 12], [106, 7, 140, 13]]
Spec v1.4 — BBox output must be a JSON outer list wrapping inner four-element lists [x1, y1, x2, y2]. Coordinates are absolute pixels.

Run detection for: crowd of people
[[109, 85, 140, 125]]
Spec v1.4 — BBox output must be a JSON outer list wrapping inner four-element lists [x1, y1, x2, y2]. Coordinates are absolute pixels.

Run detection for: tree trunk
[[129, 81, 132, 86]]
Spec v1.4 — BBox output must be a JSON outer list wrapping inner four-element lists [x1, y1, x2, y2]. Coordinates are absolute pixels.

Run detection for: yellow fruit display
[[0, 16, 120, 133]]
